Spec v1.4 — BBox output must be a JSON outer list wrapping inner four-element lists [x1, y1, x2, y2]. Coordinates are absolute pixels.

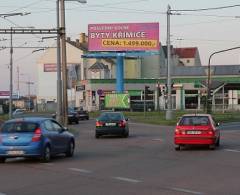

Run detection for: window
[[1, 122, 38, 133], [179, 116, 210, 126], [52, 121, 63, 131], [43, 120, 54, 131]]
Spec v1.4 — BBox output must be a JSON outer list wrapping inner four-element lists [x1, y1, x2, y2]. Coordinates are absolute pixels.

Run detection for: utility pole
[[9, 27, 13, 119], [60, 0, 68, 126], [26, 80, 34, 110], [17, 66, 20, 98], [56, 0, 63, 124], [166, 5, 173, 120]]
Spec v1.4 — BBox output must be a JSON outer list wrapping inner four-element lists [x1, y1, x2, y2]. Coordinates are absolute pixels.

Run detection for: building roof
[[160, 64, 240, 77], [89, 61, 109, 71], [66, 38, 88, 51], [173, 47, 198, 58]]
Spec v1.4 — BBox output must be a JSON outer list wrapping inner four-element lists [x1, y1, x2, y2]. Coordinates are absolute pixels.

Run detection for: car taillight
[[175, 128, 185, 135], [96, 121, 103, 127], [32, 128, 42, 142], [207, 130, 215, 135], [119, 120, 126, 127]]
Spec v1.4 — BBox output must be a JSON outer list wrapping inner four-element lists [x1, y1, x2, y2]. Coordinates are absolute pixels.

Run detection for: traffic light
[[145, 85, 150, 96], [158, 87, 162, 96]]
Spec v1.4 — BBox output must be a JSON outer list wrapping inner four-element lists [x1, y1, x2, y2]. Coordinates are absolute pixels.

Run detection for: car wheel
[[75, 120, 79, 124], [86, 117, 89, 120], [66, 140, 74, 157], [209, 144, 216, 150], [216, 137, 220, 147], [123, 131, 129, 138], [95, 133, 100, 139], [41, 145, 51, 163], [175, 145, 181, 151], [0, 157, 6, 163]]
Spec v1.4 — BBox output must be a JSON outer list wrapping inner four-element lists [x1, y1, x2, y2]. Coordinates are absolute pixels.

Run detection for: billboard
[[44, 64, 57, 72], [105, 93, 130, 109], [88, 22, 159, 51]]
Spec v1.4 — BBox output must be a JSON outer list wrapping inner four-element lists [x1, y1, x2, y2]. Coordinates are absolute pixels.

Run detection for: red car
[[174, 114, 220, 150]]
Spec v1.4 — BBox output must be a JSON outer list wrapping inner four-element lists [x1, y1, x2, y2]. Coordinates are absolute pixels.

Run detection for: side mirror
[[59, 127, 68, 133]]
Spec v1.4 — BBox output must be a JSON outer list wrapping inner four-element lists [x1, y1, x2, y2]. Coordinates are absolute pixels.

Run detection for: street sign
[[97, 89, 103, 95], [105, 93, 130, 109]]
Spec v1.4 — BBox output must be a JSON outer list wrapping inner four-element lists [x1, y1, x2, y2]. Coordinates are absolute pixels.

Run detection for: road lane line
[[170, 187, 203, 195], [0, 192, 7, 195], [41, 163, 54, 166], [224, 149, 240, 153], [152, 138, 164, 141], [68, 168, 92, 174], [113, 177, 141, 183]]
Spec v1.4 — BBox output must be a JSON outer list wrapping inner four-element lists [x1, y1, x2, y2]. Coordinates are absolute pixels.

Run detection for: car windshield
[[1, 122, 38, 133], [179, 116, 210, 126], [98, 113, 123, 121]]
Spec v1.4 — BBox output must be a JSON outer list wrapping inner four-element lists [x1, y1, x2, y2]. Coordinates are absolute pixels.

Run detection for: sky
[[0, 0, 240, 95]]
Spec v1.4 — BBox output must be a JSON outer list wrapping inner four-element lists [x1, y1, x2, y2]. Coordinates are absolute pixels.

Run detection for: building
[[36, 32, 240, 112]]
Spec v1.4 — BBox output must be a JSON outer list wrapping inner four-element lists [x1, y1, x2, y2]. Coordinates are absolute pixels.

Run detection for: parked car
[[74, 107, 89, 120], [67, 109, 79, 124], [52, 108, 79, 124], [174, 114, 220, 150], [95, 112, 129, 138], [12, 109, 26, 116], [0, 117, 75, 163]]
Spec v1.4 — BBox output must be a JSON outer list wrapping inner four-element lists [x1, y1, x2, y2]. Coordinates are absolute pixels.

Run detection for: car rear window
[[98, 113, 123, 121], [0, 122, 39, 133], [179, 116, 210, 126]]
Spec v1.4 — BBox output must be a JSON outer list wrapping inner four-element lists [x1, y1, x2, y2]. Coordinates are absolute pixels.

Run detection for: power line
[[171, 4, 240, 12]]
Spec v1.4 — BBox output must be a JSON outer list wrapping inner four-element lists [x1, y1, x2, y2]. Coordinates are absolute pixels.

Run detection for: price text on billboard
[[88, 23, 159, 51]]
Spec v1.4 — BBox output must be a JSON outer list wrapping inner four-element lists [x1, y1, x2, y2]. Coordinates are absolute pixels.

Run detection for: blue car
[[0, 117, 75, 163]]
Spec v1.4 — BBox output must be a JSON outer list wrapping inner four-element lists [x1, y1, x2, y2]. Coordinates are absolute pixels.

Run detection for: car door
[[42, 120, 61, 154], [51, 120, 69, 152], [211, 117, 220, 138]]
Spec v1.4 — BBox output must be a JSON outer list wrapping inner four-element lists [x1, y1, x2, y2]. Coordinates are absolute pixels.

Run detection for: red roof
[[173, 47, 197, 58]]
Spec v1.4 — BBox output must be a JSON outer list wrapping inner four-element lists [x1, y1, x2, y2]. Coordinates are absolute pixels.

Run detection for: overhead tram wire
[[171, 4, 240, 12]]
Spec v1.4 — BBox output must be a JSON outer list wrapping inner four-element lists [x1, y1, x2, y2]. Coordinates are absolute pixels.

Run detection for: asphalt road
[[0, 119, 240, 195]]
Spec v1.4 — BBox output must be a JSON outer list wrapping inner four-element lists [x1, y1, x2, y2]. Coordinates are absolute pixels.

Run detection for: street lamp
[[206, 46, 240, 113], [58, 0, 87, 126]]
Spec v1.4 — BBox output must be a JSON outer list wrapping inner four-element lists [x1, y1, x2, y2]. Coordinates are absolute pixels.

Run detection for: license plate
[[187, 131, 202, 135], [7, 150, 25, 155], [105, 123, 116, 126]]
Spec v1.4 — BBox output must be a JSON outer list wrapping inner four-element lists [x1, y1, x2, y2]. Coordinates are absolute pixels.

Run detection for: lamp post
[[59, 0, 87, 126], [206, 46, 240, 114]]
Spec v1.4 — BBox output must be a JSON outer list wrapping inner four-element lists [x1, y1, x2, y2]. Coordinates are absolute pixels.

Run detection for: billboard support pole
[[116, 54, 124, 93]]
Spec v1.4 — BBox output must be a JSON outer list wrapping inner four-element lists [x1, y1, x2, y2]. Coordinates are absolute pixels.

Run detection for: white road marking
[[170, 187, 203, 195], [113, 177, 141, 183], [152, 138, 164, 141], [41, 163, 54, 166], [224, 149, 240, 153], [68, 168, 92, 174], [0, 192, 7, 195]]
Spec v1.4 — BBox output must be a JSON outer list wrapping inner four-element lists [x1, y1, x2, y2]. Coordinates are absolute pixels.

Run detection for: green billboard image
[[105, 93, 130, 109]]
